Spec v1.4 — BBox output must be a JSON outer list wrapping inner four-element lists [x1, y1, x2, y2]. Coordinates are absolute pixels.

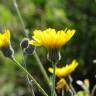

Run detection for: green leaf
[[75, 91, 88, 96]]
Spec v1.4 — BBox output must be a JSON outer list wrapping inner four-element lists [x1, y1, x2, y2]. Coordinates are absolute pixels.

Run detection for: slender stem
[[91, 85, 96, 96], [31, 87, 35, 96], [27, 75, 35, 96], [11, 56, 48, 96], [34, 51, 50, 86], [13, 0, 28, 37], [31, 86, 35, 96], [51, 63, 56, 96], [23, 55, 35, 96], [69, 89, 73, 96], [68, 75, 76, 95], [61, 89, 64, 96]]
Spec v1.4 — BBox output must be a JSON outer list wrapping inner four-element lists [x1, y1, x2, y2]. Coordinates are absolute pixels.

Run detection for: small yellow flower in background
[[76, 79, 90, 90], [48, 60, 78, 77], [56, 78, 69, 92], [0, 29, 10, 47], [76, 79, 90, 96], [84, 79, 90, 88], [29, 28, 76, 48]]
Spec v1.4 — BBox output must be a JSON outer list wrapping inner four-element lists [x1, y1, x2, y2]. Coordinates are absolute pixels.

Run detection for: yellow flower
[[48, 60, 78, 77], [84, 79, 90, 88], [0, 29, 10, 47], [29, 28, 76, 48], [56, 78, 69, 92]]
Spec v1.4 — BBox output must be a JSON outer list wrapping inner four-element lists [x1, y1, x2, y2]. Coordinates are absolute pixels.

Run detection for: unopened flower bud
[[20, 38, 28, 49], [24, 44, 36, 55]]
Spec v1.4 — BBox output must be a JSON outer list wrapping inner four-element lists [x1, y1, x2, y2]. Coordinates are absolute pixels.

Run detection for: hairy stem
[[13, 0, 28, 37], [51, 63, 56, 96], [23, 55, 35, 96], [34, 51, 50, 86], [11, 56, 48, 96]]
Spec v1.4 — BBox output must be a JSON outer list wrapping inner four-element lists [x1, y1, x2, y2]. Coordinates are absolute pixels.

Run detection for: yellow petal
[[30, 28, 76, 48], [0, 29, 11, 47], [48, 59, 78, 77]]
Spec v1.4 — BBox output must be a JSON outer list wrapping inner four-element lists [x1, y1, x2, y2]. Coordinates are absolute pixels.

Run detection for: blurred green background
[[0, 0, 96, 96]]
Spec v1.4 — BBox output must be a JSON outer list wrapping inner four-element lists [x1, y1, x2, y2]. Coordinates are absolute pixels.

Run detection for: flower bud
[[1, 44, 14, 58], [20, 38, 36, 55], [20, 38, 28, 49], [47, 49, 61, 63], [24, 44, 36, 55]]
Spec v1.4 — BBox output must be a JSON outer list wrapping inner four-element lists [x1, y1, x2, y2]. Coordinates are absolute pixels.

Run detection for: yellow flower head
[[56, 78, 69, 92], [48, 60, 78, 77], [0, 29, 10, 47], [29, 28, 76, 48]]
